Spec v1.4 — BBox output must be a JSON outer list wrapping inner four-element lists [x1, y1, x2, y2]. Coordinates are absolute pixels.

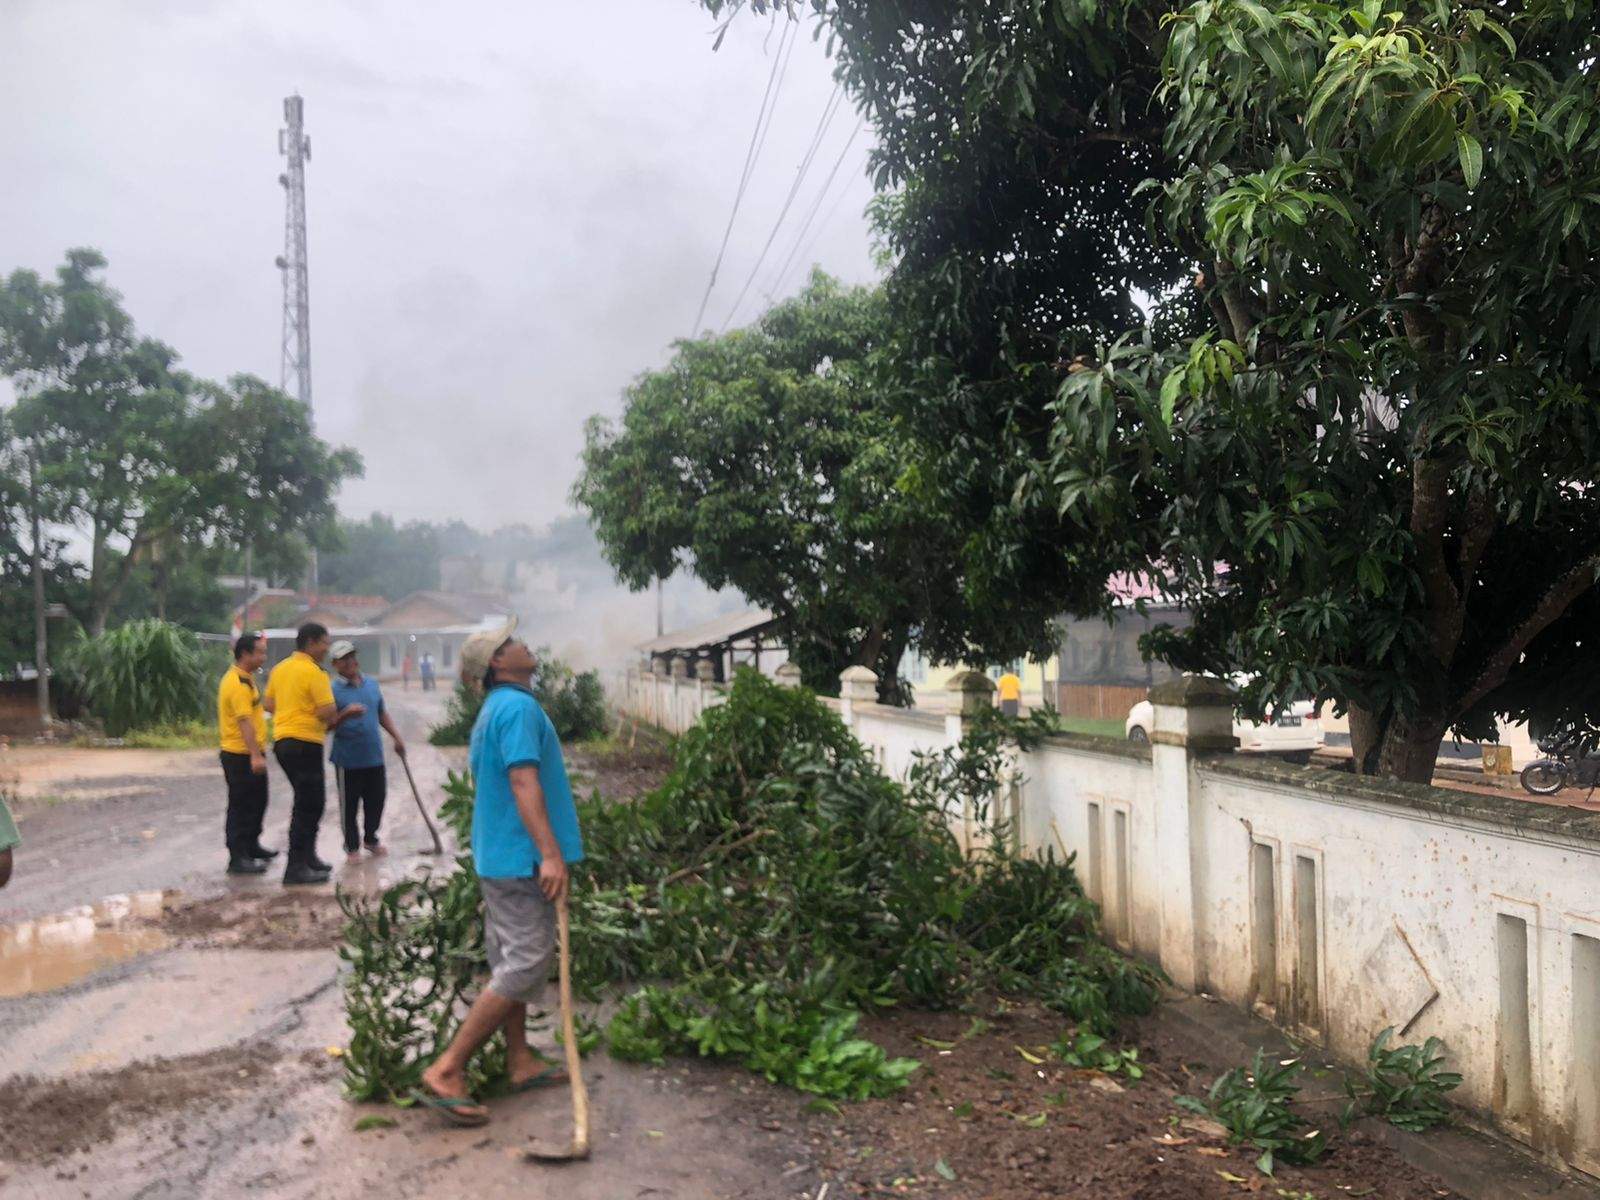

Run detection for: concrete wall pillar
[[774, 662, 803, 688], [1149, 674, 1236, 991], [944, 670, 998, 851], [839, 665, 877, 731]]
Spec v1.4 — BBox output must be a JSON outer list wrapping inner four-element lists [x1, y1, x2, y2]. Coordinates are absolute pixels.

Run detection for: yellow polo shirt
[[217, 667, 268, 754], [997, 672, 1022, 702], [264, 651, 335, 745]]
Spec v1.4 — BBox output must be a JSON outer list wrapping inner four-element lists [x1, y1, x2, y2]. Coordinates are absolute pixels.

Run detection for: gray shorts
[[1000, 699, 1020, 718], [480, 876, 556, 1004]]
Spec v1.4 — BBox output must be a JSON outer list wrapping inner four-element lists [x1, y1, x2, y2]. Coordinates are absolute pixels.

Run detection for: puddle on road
[[0, 891, 172, 998]]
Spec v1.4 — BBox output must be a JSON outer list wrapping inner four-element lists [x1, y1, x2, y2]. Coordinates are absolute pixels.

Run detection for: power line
[[691, 20, 797, 334], [762, 116, 866, 304], [720, 83, 846, 331]]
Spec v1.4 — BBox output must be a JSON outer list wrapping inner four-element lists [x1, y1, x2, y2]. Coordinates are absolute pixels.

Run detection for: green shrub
[[1177, 1050, 1329, 1175], [63, 619, 206, 737], [427, 648, 608, 745], [1344, 1027, 1461, 1132]]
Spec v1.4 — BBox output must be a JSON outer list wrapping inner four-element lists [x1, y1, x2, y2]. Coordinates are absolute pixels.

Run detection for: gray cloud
[[0, 0, 880, 531]]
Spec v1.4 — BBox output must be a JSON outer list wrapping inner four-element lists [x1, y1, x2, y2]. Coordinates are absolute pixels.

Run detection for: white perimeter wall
[[612, 670, 1600, 1175]]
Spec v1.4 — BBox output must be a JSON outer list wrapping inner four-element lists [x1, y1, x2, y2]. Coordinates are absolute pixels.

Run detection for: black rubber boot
[[227, 855, 268, 875]]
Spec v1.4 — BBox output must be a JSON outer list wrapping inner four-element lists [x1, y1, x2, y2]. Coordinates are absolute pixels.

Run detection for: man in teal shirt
[[417, 622, 583, 1125]]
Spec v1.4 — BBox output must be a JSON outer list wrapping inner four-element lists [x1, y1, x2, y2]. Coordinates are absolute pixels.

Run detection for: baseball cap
[[459, 616, 519, 694], [329, 639, 357, 661]]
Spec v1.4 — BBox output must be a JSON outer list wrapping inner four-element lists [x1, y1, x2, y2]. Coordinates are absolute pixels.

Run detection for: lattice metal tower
[[276, 94, 312, 412]]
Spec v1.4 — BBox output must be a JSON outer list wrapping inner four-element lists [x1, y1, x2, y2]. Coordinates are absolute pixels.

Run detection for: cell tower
[[276, 94, 312, 413]]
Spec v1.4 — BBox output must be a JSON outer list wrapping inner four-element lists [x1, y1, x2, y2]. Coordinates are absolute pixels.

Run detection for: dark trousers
[[420, 672, 435, 691], [274, 738, 327, 867], [339, 764, 388, 853], [220, 751, 269, 858]]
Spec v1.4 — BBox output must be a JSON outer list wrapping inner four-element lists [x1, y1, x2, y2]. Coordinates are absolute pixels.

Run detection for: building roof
[[377, 590, 515, 626], [637, 609, 780, 656]]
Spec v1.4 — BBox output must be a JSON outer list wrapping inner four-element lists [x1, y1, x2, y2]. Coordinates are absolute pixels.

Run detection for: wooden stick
[[399, 755, 445, 856], [526, 894, 590, 1162]]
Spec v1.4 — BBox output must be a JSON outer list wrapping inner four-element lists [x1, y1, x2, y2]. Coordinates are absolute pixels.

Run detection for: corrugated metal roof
[[636, 609, 780, 655]]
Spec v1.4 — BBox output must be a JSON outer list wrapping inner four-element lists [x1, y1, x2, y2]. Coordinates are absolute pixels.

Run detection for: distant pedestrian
[[0, 792, 18, 890], [415, 622, 584, 1125], [217, 632, 277, 875], [998, 669, 1023, 718], [265, 623, 367, 886], [420, 652, 436, 692], [402, 652, 414, 691], [328, 640, 407, 864]]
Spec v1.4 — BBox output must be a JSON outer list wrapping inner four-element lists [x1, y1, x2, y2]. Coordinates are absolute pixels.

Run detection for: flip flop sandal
[[409, 1086, 491, 1126], [509, 1064, 569, 1093]]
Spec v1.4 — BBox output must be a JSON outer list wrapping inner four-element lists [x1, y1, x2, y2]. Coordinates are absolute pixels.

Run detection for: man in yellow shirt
[[997, 669, 1023, 718], [265, 622, 366, 886], [218, 632, 275, 876]]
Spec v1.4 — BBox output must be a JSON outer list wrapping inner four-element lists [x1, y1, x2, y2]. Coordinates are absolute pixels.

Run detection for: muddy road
[[1, 689, 457, 923], [0, 691, 816, 1200]]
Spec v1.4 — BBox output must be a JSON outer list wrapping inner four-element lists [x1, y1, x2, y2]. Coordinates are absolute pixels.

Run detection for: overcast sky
[[0, 0, 880, 532]]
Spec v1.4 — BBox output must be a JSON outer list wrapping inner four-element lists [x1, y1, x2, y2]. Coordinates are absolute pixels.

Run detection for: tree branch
[[1455, 555, 1600, 717]]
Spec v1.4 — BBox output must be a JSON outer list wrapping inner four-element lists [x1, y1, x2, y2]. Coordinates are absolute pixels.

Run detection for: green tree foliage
[[576, 272, 1063, 700], [706, 1, 1600, 780], [318, 513, 444, 600], [0, 250, 361, 643], [63, 618, 207, 737]]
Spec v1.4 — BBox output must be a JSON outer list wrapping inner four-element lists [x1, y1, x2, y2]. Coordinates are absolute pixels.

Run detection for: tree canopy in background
[[705, 0, 1600, 780], [0, 249, 362, 650], [576, 271, 1063, 700]]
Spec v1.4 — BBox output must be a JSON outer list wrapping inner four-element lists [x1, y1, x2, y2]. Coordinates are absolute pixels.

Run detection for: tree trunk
[[27, 448, 51, 728], [1346, 703, 1387, 776], [1375, 712, 1448, 784]]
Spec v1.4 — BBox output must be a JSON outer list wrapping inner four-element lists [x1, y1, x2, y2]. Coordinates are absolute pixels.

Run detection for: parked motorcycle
[[1520, 728, 1600, 796]]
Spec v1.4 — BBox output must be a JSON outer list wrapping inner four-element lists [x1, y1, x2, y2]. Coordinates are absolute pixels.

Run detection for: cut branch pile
[[340, 671, 1160, 1104]]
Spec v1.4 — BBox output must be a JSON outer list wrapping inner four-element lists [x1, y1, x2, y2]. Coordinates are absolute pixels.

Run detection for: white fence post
[[1149, 674, 1236, 992], [839, 665, 877, 733], [945, 670, 997, 853]]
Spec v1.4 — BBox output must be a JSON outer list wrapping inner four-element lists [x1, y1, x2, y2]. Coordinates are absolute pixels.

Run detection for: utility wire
[[762, 116, 866, 304], [720, 83, 846, 331], [691, 19, 797, 334], [769, 150, 869, 305]]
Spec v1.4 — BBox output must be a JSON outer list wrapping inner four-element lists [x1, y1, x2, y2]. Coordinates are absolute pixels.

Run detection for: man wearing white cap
[[415, 620, 584, 1125], [329, 640, 407, 863]]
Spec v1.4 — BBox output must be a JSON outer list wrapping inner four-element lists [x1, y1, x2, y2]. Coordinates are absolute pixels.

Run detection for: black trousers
[[274, 738, 327, 867], [220, 751, 269, 858], [339, 764, 388, 853]]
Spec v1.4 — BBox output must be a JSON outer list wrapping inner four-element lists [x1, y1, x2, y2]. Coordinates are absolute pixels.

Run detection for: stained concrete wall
[[611, 667, 1600, 1176]]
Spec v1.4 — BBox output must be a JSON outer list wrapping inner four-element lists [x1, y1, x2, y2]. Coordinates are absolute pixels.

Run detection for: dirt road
[[0, 690, 818, 1200]]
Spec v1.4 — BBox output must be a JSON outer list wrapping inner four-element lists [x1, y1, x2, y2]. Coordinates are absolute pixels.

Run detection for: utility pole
[[275, 93, 318, 596]]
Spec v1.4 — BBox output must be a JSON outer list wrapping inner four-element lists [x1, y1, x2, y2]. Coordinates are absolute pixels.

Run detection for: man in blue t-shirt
[[328, 641, 407, 863], [416, 622, 584, 1126]]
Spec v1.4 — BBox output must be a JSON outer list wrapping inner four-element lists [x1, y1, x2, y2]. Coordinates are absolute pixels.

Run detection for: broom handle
[[400, 755, 445, 855], [555, 891, 590, 1156]]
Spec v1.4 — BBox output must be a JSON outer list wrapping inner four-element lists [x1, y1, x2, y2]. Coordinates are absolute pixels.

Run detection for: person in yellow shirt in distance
[[217, 632, 276, 875], [264, 622, 367, 886], [997, 669, 1023, 718]]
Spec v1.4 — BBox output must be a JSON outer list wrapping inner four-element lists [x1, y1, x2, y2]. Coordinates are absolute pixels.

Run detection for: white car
[[1124, 695, 1325, 762]]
